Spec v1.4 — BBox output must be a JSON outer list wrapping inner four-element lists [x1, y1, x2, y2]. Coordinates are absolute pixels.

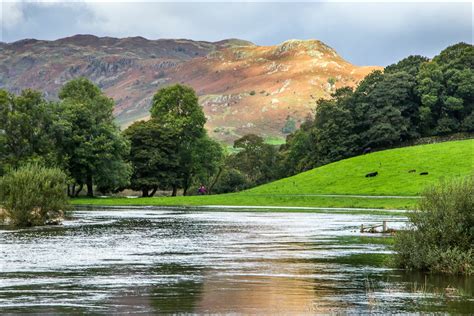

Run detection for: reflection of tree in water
[[149, 263, 205, 314]]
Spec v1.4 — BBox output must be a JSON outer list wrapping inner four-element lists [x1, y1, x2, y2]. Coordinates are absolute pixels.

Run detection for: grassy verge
[[71, 193, 418, 211], [72, 141, 472, 212], [248, 139, 473, 196]]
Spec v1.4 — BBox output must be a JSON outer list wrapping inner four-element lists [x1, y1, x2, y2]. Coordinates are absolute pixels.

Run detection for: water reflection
[[0, 208, 472, 314]]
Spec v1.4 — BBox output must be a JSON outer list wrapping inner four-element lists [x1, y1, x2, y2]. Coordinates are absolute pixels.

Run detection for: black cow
[[365, 171, 378, 178], [363, 147, 372, 155], [420, 172, 429, 176], [408, 169, 416, 173]]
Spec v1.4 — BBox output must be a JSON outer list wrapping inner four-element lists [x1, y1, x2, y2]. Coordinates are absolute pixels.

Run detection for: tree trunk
[[74, 184, 83, 197], [208, 166, 223, 195], [149, 187, 158, 197], [86, 174, 94, 197], [183, 186, 188, 196], [142, 189, 149, 197], [171, 185, 177, 197]]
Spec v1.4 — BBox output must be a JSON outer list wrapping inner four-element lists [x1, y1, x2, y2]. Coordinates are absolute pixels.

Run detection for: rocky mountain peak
[[272, 39, 339, 58]]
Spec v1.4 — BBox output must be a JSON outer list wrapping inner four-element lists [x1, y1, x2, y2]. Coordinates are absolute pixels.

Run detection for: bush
[[212, 168, 253, 194], [0, 164, 70, 227], [394, 176, 474, 274]]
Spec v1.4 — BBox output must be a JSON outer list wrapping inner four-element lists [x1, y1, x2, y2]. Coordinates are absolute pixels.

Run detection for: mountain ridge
[[0, 35, 381, 142]]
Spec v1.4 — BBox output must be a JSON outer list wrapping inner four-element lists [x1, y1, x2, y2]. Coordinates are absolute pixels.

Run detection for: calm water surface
[[0, 207, 472, 314]]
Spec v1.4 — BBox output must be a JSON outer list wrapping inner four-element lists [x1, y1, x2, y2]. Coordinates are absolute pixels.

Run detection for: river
[[0, 207, 472, 314]]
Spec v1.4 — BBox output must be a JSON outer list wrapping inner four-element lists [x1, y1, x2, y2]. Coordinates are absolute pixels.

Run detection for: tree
[[278, 118, 314, 177], [229, 134, 278, 185], [384, 55, 429, 139], [185, 135, 224, 195], [416, 43, 474, 135], [150, 84, 207, 196], [150, 84, 206, 142], [282, 116, 297, 134], [352, 71, 412, 148], [56, 78, 131, 197], [124, 120, 179, 197], [0, 89, 56, 175], [212, 168, 253, 194], [311, 87, 358, 166]]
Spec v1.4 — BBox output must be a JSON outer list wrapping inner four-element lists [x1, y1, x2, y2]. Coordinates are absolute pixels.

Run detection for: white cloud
[[1, 2, 25, 30]]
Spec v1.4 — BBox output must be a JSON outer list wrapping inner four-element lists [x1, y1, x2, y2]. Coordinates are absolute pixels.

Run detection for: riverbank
[[71, 193, 419, 211]]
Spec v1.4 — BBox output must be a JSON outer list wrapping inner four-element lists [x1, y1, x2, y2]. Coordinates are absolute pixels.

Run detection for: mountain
[[0, 35, 381, 143]]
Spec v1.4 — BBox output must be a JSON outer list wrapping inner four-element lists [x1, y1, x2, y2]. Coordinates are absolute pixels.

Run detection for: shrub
[[212, 168, 253, 194], [394, 176, 474, 275], [0, 164, 70, 227]]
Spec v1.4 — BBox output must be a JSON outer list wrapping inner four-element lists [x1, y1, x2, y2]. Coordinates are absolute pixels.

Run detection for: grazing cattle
[[363, 147, 372, 155], [420, 172, 429, 176], [408, 169, 416, 173], [365, 171, 378, 178]]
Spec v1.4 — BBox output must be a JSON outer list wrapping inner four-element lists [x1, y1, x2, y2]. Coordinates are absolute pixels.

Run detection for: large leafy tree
[[351, 70, 411, 148], [150, 84, 209, 196], [56, 78, 131, 197], [416, 43, 474, 134], [124, 120, 178, 197], [150, 84, 206, 141], [0, 89, 57, 175], [383, 55, 429, 139]]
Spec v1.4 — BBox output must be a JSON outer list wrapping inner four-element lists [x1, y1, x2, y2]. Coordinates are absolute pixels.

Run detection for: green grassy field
[[72, 139, 473, 210], [248, 139, 473, 196]]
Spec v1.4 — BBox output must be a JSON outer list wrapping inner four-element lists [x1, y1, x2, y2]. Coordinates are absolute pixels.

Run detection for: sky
[[1, 1, 472, 66]]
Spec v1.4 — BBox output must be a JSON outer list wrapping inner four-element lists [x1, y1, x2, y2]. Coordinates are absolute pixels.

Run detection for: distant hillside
[[0, 35, 380, 142], [246, 139, 474, 196]]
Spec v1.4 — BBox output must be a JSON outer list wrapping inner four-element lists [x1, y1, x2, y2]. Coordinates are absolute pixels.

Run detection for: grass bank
[[72, 140, 472, 211], [248, 139, 473, 196]]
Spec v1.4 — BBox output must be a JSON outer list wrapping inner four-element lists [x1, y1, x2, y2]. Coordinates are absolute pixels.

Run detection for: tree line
[[0, 80, 226, 197], [277, 42, 473, 177]]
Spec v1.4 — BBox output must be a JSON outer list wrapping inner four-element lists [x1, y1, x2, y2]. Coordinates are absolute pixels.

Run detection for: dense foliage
[[280, 43, 473, 176], [124, 120, 179, 197], [0, 78, 131, 197], [0, 89, 57, 175], [125, 85, 223, 196], [56, 78, 131, 196], [0, 164, 69, 227], [213, 134, 279, 194], [394, 177, 473, 275], [0, 81, 223, 198]]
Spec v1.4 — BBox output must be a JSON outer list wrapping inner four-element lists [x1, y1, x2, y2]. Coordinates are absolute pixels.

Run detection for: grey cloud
[[1, 1, 472, 66]]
